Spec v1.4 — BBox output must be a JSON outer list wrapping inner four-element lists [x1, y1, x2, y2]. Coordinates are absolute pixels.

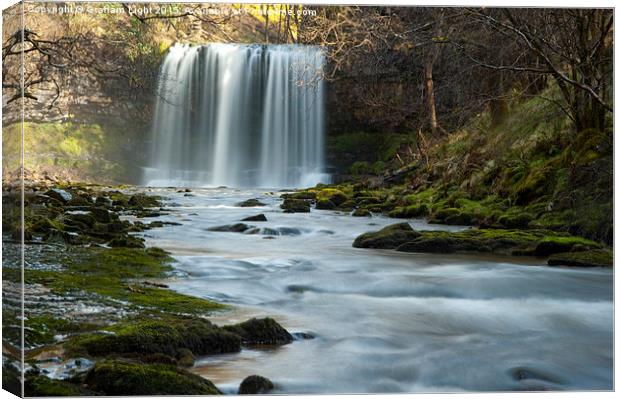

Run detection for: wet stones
[[109, 235, 145, 248], [44, 189, 72, 203], [241, 214, 268, 222], [352, 208, 372, 217], [223, 317, 294, 345], [315, 199, 335, 210], [128, 194, 160, 208], [207, 223, 252, 233], [280, 198, 311, 213], [237, 198, 267, 207], [238, 375, 274, 394]]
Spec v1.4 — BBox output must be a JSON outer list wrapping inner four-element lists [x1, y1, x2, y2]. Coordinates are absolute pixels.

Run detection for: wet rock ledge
[[353, 222, 612, 267], [2, 183, 298, 396]]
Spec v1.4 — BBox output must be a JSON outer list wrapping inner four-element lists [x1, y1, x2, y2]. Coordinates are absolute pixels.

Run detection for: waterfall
[[143, 43, 329, 188]]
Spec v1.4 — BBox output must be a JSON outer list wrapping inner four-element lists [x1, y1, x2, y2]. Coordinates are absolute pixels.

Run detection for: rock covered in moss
[[223, 317, 293, 345], [547, 249, 612, 267], [45, 188, 72, 203], [317, 189, 348, 206], [533, 236, 600, 256], [355, 225, 604, 256], [315, 199, 336, 210], [25, 374, 95, 397], [67, 317, 241, 359], [128, 194, 160, 208], [82, 360, 221, 395], [352, 223, 421, 249], [352, 208, 372, 217], [237, 198, 267, 207], [239, 375, 275, 394], [281, 198, 311, 213], [109, 234, 145, 248]]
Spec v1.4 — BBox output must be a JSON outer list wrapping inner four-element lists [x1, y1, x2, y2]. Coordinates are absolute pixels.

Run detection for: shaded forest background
[[2, 3, 614, 242]]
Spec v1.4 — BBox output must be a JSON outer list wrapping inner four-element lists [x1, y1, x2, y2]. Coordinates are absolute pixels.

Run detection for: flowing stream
[[143, 43, 327, 188], [138, 187, 613, 393]]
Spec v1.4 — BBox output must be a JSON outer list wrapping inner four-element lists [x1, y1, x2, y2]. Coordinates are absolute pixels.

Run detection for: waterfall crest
[[143, 43, 328, 188]]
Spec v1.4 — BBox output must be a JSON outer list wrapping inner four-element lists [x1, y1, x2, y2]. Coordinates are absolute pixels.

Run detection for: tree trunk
[[424, 60, 439, 135]]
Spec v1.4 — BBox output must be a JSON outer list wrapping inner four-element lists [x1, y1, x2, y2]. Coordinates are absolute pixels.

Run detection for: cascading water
[[142, 43, 329, 188]]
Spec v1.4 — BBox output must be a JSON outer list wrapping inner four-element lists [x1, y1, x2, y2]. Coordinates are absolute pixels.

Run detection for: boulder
[[128, 194, 160, 208], [237, 199, 267, 207], [223, 317, 293, 345], [352, 223, 421, 249], [109, 235, 145, 248], [83, 360, 221, 395], [239, 375, 274, 394], [208, 223, 252, 233], [547, 249, 612, 267], [281, 199, 310, 213], [352, 208, 372, 217], [45, 189, 72, 203], [396, 237, 457, 253], [315, 199, 335, 210], [241, 214, 267, 222]]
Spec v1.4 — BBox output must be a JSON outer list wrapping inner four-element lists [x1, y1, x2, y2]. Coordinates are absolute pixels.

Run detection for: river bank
[[2, 182, 613, 395]]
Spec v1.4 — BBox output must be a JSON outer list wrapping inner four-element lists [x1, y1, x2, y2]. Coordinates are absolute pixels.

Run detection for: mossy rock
[[316, 199, 336, 210], [352, 223, 421, 249], [432, 207, 461, 221], [281, 199, 310, 213], [223, 317, 293, 345], [128, 194, 160, 208], [25, 374, 95, 397], [316, 189, 348, 206], [65, 213, 97, 228], [355, 226, 602, 256], [533, 236, 601, 256], [89, 207, 113, 223], [396, 237, 459, 253], [444, 211, 475, 225], [237, 198, 267, 207], [498, 212, 535, 229], [547, 249, 612, 267], [109, 234, 145, 248], [44, 188, 72, 203], [289, 191, 317, 201], [66, 317, 241, 359], [239, 375, 275, 394], [352, 208, 372, 217], [66, 194, 93, 206], [82, 360, 221, 395]]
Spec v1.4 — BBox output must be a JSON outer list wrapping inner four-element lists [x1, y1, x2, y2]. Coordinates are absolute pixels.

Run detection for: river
[[138, 187, 613, 393]]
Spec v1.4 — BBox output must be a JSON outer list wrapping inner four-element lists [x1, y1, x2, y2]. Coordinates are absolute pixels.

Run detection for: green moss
[[354, 223, 606, 256], [316, 188, 349, 206], [352, 208, 372, 217], [66, 316, 240, 359], [548, 249, 613, 267], [222, 317, 293, 345], [25, 247, 225, 315], [25, 375, 93, 396], [352, 222, 421, 248], [82, 360, 221, 395], [23, 315, 99, 347]]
